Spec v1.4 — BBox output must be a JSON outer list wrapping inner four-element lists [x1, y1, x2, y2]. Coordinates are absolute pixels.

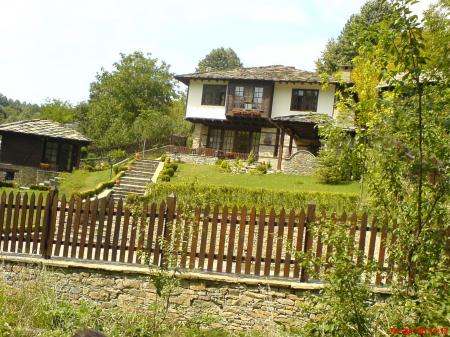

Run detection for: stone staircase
[[112, 159, 160, 201]]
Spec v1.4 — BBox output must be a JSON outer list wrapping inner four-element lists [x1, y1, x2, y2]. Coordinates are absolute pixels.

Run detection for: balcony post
[[277, 128, 285, 171]]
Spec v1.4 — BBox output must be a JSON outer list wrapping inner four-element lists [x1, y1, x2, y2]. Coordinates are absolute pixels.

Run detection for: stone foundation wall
[[282, 150, 317, 175], [0, 257, 329, 331], [167, 153, 218, 165]]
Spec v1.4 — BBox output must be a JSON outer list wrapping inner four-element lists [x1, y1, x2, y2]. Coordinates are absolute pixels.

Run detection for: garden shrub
[[0, 181, 16, 188], [147, 181, 361, 212], [108, 149, 127, 163], [160, 154, 167, 162], [247, 150, 257, 165], [215, 159, 224, 166], [255, 164, 268, 174], [160, 174, 171, 182], [220, 160, 231, 172], [164, 168, 175, 177], [29, 184, 50, 191]]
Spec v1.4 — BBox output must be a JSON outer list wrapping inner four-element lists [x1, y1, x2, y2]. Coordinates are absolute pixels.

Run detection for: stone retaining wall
[[0, 256, 389, 332], [282, 150, 317, 175]]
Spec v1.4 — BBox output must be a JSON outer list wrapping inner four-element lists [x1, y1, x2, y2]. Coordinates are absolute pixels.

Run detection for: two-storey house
[[175, 65, 350, 173]]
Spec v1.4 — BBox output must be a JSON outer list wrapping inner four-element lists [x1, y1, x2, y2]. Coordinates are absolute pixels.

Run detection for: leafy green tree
[[40, 99, 75, 123], [305, 1, 449, 335], [0, 93, 40, 122], [86, 52, 176, 149], [316, 0, 393, 74], [196, 47, 242, 72]]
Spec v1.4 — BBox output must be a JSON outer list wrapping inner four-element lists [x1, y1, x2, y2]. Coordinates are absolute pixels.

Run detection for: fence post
[[160, 193, 177, 267], [300, 202, 316, 282], [41, 187, 58, 259]]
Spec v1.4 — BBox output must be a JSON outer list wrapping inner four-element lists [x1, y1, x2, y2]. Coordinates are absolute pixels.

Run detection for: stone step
[[119, 176, 152, 182], [125, 172, 155, 178], [114, 187, 147, 193]]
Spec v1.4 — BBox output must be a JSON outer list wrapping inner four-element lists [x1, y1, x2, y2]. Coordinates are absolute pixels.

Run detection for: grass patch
[[170, 163, 360, 194], [0, 277, 281, 337], [58, 169, 112, 197], [0, 187, 48, 199]]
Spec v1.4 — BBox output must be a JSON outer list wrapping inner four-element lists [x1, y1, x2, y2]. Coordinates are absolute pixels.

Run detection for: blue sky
[[0, 0, 434, 104]]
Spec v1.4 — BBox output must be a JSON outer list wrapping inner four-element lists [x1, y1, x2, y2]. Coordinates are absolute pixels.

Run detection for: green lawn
[[58, 169, 112, 197], [170, 163, 360, 194]]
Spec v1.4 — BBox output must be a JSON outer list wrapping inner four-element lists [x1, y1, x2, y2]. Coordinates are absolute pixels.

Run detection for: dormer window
[[290, 89, 319, 112], [201, 84, 227, 106]]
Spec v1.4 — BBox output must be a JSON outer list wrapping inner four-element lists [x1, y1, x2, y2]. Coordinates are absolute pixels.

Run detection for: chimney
[[338, 65, 352, 82]]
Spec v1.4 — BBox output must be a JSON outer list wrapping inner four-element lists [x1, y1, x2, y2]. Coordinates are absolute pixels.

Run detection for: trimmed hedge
[[74, 171, 126, 199], [0, 181, 16, 188], [146, 181, 362, 212], [29, 184, 50, 191]]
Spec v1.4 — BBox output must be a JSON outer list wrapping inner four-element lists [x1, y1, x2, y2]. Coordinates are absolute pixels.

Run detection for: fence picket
[[264, 209, 276, 276], [87, 198, 99, 260], [136, 200, 148, 264], [376, 220, 388, 285], [10, 192, 21, 252], [207, 206, 219, 272], [145, 202, 157, 263], [357, 213, 368, 265], [226, 206, 238, 273], [235, 206, 247, 274], [127, 209, 138, 264], [101, 198, 115, 261], [3, 192, 14, 252], [314, 210, 326, 275], [0, 192, 6, 251], [283, 209, 295, 277], [244, 207, 256, 275], [293, 209, 305, 278], [253, 208, 265, 276], [31, 193, 42, 254], [17, 193, 29, 253], [300, 203, 315, 282], [198, 205, 210, 270], [62, 196, 75, 258], [78, 198, 91, 259], [216, 206, 228, 273], [24, 193, 35, 254], [274, 208, 286, 276], [188, 207, 201, 270], [94, 198, 107, 260], [153, 201, 166, 266], [119, 206, 130, 263], [111, 199, 123, 262], [54, 195, 67, 256]]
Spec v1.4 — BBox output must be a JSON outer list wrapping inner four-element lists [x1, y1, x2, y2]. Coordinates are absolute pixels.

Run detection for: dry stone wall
[[282, 150, 317, 175], [0, 258, 327, 331]]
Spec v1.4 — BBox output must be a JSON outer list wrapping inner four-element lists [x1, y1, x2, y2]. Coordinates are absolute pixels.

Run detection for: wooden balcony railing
[[168, 146, 249, 160]]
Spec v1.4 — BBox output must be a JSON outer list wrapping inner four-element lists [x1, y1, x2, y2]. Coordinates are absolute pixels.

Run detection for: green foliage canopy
[[196, 47, 242, 72], [85, 52, 176, 149]]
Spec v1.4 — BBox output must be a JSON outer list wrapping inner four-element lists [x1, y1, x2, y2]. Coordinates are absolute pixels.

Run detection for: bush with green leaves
[[147, 180, 361, 212]]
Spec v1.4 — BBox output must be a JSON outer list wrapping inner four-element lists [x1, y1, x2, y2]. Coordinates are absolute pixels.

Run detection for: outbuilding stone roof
[[0, 119, 91, 143], [175, 65, 340, 85]]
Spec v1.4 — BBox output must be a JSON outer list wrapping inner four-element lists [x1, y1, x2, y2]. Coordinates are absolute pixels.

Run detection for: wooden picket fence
[[0, 190, 393, 285]]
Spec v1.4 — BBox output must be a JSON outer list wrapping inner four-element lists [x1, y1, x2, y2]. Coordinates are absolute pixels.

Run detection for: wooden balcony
[[225, 81, 273, 119]]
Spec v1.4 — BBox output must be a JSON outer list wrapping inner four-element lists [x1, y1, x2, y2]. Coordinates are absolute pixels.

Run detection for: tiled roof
[[0, 119, 91, 143], [175, 65, 340, 84]]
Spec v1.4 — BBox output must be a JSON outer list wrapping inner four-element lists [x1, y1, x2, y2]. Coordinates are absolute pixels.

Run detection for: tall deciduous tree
[[315, 0, 393, 74], [196, 47, 242, 72], [86, 52, 176, 149], [40, 99, 75, 123]]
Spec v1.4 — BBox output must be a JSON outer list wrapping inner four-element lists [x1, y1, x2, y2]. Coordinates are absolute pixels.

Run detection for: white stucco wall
[[271, 83, 336, 118], [185, 79, 228, 120]]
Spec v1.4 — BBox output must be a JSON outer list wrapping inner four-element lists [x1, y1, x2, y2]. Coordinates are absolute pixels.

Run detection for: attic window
[[201, 84, 227, 106], [290, 89, 318, 112]]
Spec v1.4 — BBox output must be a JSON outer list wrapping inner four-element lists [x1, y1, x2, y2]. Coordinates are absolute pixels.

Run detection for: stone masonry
[[0, 257, 389, 332]]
